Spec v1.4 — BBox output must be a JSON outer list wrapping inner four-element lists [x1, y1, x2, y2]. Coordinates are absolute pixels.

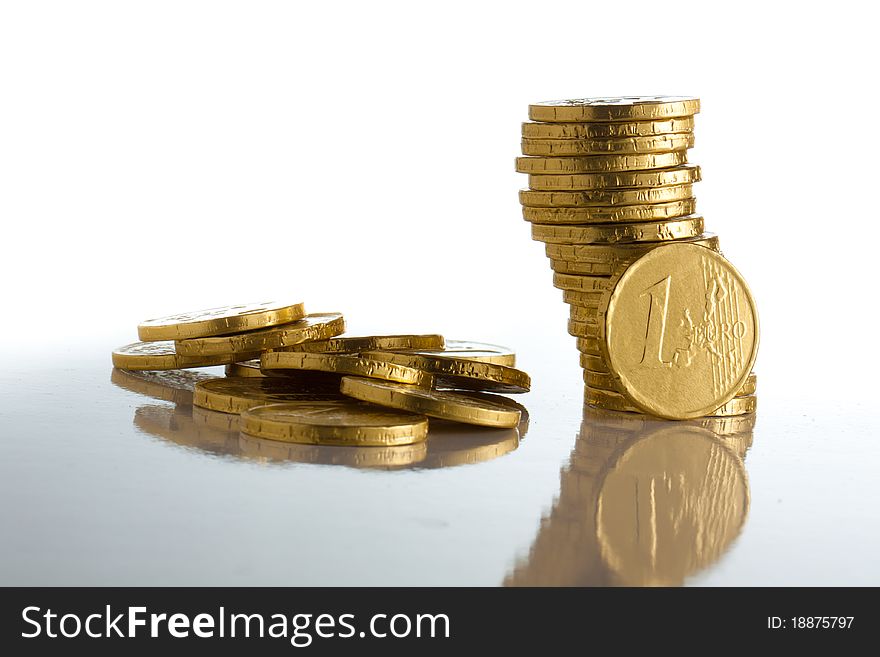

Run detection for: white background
[[1, 0, 877, 396]]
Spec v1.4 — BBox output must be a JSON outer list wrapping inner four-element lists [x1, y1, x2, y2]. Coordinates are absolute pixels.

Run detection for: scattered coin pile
[[112, 301, 529, 447], [518, 96, 759, 419]]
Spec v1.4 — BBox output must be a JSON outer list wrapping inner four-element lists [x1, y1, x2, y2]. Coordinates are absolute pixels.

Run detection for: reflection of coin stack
[[517, 97, 757, 418]]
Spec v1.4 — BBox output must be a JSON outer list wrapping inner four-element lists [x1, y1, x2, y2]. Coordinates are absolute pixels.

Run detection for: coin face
[[339, 376, 522, 428], [529, 96, 700, 122], [601, 243, 759, 420], [175, 312, 345, 356], [138, 301, 306, 341], [240, 400, 429, 446], [193, 376, 344, 414]]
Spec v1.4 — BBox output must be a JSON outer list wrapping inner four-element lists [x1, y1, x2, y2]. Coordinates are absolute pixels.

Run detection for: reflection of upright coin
[[138, 300, 305, 341], [600, 243, 759, 419]]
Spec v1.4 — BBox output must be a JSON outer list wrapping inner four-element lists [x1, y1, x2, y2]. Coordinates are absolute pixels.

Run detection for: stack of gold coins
[[112, 300, 530, 448], [518, 97, 759, 419]]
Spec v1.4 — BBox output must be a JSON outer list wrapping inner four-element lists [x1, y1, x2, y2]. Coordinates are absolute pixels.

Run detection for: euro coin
[[193, 377, 344, 414], [583, 369, 618, 391], [261, 351, 433, 386], [739, 372, 758, 396], [402, 340, 516, 367], [523, 199, 696, 224], [112, 341, 260, 371], [580, 352, 609, 372], [175, 312, 345, 356], [568, 318, 599, 338], [570, 305, 598, 323], [340, 376, 521, 428], [237, 432, 428, 468], [521, 133, 694, 157], [522, 116, 695, 139], [279, 334, 444, 354], [362, 350, 530, 394], [519, 184, 693, 208], [553, 272, 615, 293], [528, 164, 701, 191], [240, 400, 429, 447], [586, 370, 758, 398], [577, 336, 602, 356], [225, 359, 264, 378], [707, 395, 758, 417], [600, 243, 759, 420], [137, 300, 306, 341], [546, 233, 719, 269], [532, 215, 704, 245], [564, 289, 604, 307], [528, 96, 700, 123], [584, 386, 638, 412], [516, 151, 687, 174]]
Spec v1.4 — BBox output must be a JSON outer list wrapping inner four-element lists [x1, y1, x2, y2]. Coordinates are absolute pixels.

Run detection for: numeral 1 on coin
[[639, 276, 673, 366]]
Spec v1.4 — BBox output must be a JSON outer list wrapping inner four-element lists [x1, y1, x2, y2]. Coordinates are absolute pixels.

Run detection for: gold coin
[[739, 372, 758, 396], [340, 376, 521, 428], [175, 312, 345, 356], [564, 289, 603, 307], [532, 215, 704, 245], [580, 352, 609, 373], [520, 184, 694, 208], [547, 233, 719, 268], [279, 333, 444, 354], [523, 199, 696, 224], [362, 350, 530, 394], [521, 133, 695, 157], [600, 243, 759, 420], [584, 369, 618, 391], [110, 368, 216, 405], [528, 164, 701, 191], [529, 96, 700, 123], [577, 336, 602, 356], [240, 400, 429, 447], [584, 386, 638, 412], [522, 116, 695, 139], [421, 424, 520, 468], [516, 151, 687, 174], [237, 432, 428, 468], [225, 359, 264, 378], [708, 395, 758, 417], [553, 272, 615, 293], [261, 351, 432, 386], [193, 377, 344, 414], [570, 305, 598, 323], [581, 404, 757, 440], [111, 341, 260, 371], [137, 300, 306, 341], [569, 318, 599, 338], [587, 370, 758, 398], [402, 340, 516, 367]]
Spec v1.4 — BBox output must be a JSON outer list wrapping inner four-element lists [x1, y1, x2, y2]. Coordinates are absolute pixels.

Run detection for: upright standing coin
[[532, 215, 704, 245], [112, 341, 260, 371], [340, 377, 521, 428], [137, 301, 306, 341], [516, 151, 687, 174], [193, 377, 344, 414], [528, 96, 700, 123], [522, 116, 695, 139], [362, 351, 531, 394], [403, 340, 516, 367], [240, 400, 429, 446], [261, 351, 433, 386], [521, 133, 695, 157], [175, 313, 345, 356], [280, 334, 444, 354], [600, 243, 759, 420], [528, 164, 701, 191]]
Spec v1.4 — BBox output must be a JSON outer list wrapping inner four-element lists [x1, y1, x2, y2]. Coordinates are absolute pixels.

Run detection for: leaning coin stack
[[518, 97, 758, 420], [112, 300, 530, 449]]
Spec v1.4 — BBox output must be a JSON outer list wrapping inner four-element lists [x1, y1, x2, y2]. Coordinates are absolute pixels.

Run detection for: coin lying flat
[[529, 96, 701, 123], [340, 377, 521, 428], [175, 313, 345, 356], [600, 243, 759, 420], [137, 301, 306, 341], [516, 151, 687, 175], [403, 340, 516, 367], [546, 233, 719, 266], [522, 116, 695, 139], [580, 352, 610, 373], [225, 359, 264, 378], [520, 184, 694, 208], [584, 369, 619, 391], [521, 133, 695, 157], [240, 400, 429, 447], [362, 350, 531, 394], [528, 164, 701, 191], [568, 318, 600, 338], [279, 334, 444, 354], [261, 351, 432, 386], [553, 272, 616, 293], [577, 336, 603, 356], [707, 395, 758, 417], [533, 215, 704, 245], [112, 341, 260, 371], [193, 377, 344, 414], [523, 199, 696, 224], [570, 305, 599, 323], [564, 289, 604, 307]]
